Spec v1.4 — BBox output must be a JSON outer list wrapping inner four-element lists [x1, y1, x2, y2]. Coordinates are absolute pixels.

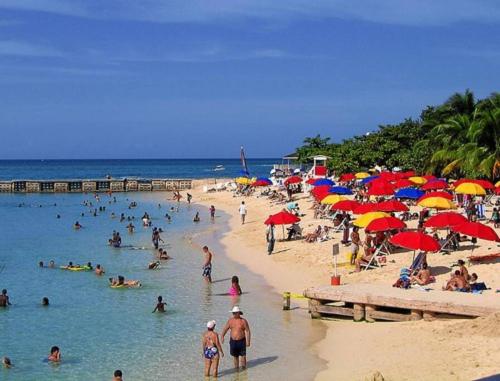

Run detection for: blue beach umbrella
[[361, 175, 379, 185], [313, 178, 335, 186], [328, 186, 353, 195], [395, 188, 425, 200], [256, 177, 272, 185]]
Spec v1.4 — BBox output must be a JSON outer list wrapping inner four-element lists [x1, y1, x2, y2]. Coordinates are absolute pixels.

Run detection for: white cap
[[206, 320, 216, 329], [230, 306, 243, 314]]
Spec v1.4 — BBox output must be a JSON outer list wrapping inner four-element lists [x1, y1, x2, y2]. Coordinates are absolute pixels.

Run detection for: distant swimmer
[[148, 261, 160, 270], [229, 276, 243, 296], [86, 262, 93, 270], [56, 214, 61, 219], [73, 221, 82, 229], [42, 297, 49, 306], [39, 261, 45, 268], [165, 213, 172, 222], [109, 276, 141, 288], [127, 223, 135, 233], [152, 228, 163, 250], [193, 212, 200, 223], [0, 289, 11, 307], [95, 264, 105, 275], [210, 205, 216, 221], [48, 260, 55, 269], [48, 346, 61, 363], [2, 357, 12, 368], [158, 249, 170, 260], [113, 370, 123, 381], [202, 246, 213, 283], [152, 295, 166, 313], [202, 320, 224, 378]]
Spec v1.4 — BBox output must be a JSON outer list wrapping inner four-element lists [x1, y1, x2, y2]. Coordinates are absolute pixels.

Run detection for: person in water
[[113, 369, 123, 381], [229, 276, 243, 296], [210, 205, 216, 221], [42, 297, 49, 306], [0, 289, 11, 307], [221, 306, 251, 371], [49, 260, 55, 268], [2, 357, 12, 368], [158, 249, 170, 260], [74, 221, 82, 229], [202, 320, 224, 378], [48, 346, 61, 362], [95, 264, 105, 275], [202, 246, 213, 283], [39, 261, 45, 268], [152, 295, 166, 313], [193, 212, 200, 222], [148, 261, 160, 270], [86, 262, 93, 270], [109, 276, 140, 287]]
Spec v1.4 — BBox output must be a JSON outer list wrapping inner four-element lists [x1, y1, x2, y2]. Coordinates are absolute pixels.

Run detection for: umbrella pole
[[282, 225, 285, 241]]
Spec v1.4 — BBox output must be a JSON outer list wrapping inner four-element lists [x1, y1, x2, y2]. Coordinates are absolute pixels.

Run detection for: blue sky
[[0, 1, 499, 159]]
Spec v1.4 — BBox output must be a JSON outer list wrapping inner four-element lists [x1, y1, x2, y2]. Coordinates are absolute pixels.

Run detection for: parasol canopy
[[451, 221, 500, 242], [264, 211, 301, 225], [423, 212, 468, 229], [417, 197, 456, 209], [454, 183, 486, 196], [375, 200, 409, 212], [389, 231, 440, 252], [365, 216, 406, 232], [331, 200, 361, 212], [353, 212, 390, 227]]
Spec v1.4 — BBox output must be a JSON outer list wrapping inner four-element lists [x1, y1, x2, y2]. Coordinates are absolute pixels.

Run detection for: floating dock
[[0, 178, 192, 193], [304, 284, 500, 322]]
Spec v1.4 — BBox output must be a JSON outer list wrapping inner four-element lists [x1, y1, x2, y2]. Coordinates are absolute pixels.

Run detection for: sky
[[0, 1, 499, 159]]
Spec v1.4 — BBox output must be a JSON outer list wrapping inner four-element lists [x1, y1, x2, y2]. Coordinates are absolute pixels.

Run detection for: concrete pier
[[0, 178, 192, 193]]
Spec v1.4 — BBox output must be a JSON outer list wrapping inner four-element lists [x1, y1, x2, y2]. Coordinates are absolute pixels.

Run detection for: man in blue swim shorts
[[221, 306, 251, 371]]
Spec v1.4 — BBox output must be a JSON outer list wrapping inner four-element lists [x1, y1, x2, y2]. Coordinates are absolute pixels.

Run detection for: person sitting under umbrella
[[286, 223, 302, 241]]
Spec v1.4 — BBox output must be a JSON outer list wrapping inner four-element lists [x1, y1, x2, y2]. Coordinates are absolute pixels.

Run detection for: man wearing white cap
[[221, 306, 251, 371], [202, 320, 224, 378]]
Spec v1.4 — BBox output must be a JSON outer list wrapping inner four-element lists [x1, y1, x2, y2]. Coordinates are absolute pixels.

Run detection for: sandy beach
[[190, 179, 500, 381]]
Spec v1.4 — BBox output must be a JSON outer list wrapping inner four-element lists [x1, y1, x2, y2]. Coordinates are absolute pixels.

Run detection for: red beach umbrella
[[401, 170, 416, 178], [331, 200, 361, 212], [338, 173, 356, 182], [389, 231, 440, 252], [305, 178, 317, 185], [418, 191, 453, 202], [375, 200, 409, 212], [451, 221, 500, 242], [284, 176, 302, 186], [367, 182, 395, 196], [472, 179, 495, 190], [423, 212, 468, 229], [392, 179, 415, 189], [311, 185, 331, 200], [422, 175, 437, 181], [264, 211, 301, 225], [366, 216, 406, 232], [495, 187, 500, 195], [378, 172, 397, 182], [421, 180, 448, 191], [252, 180, 271, 187], [353, 203, 378, 214]]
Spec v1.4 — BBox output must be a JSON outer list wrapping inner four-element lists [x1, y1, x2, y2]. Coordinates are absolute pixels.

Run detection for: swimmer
[[86, 262, 93, 270], [229, 276, 243, 296], [158, 249, 170, 260], [95, 264, 105, 275], [48, 346, 61, 362], [113, 370, 123, 381], [148, 261, 160, 270], [39, 261, 44, 268], [0, 289, 10, 307], [152, 295, 166, 313], [74, 221, 82, 229], [49, 260, 55, 269], [56, 214, 61, 219], [127, 223, 135, 233], [2, 357, 12, 368], [42, 297, 49, 306], [193, 212, 200, 222], [109, 276, 140, 287]]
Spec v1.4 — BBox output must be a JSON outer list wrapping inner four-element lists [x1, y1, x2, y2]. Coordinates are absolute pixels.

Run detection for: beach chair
[[361, 244, 388, 271], [409, 252, 426, 274]]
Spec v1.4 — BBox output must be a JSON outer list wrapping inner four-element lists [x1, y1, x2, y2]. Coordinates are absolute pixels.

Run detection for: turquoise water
[[0, 192, 323, 380]]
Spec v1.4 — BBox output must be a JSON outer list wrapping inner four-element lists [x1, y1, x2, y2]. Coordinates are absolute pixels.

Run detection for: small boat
[[214, 165, 225, 172]]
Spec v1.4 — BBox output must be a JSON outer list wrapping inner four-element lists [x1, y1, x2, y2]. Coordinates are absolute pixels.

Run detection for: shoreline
[[188, 179, 500, 381]]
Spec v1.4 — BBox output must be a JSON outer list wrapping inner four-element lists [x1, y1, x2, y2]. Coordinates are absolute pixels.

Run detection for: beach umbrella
[[366, 216, 406, 232], [409, 176, 427, 185], [418, 191, 453, 202], [264, 211, 301, 240], [320, 194, 347, 205], [353, 203, 378, 214], [284, 175, 302, 185], [422, 175, 437, 181], [395, 188, 424, 200], [451, 221, 500, 242], [331, 200, 361, 212], [454, 183, 486, 196], [361, 175, 380, 184], [252, 179, 272, 187], [389, 231, 440, 252], [423, 212, 468, 229], [313, 178, 335, 186], [353, 212, 390, 227], [421, 180, 448, 191], [338, 173, 355, 182], [496, 180, 500, 188], [392, 179, 415, 189], [375, 200, 409, 212], [328, 186, 353, 195], [495, 186, 500, 195], [257, 176, 272, 183], [400, 170, 416, 178], [311, 185, 331, 200], [417, 197, 457, 209], [355, 172, 370, 179], [305, 178, 318, 185], [235, 177, 252, 185], [378, 172, 398, 182], [367, 182, 395, 196], [472, 180, 494, 190]]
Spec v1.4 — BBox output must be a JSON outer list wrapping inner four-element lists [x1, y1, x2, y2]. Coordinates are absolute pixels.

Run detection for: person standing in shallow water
[[202, 246, 213, 283], [202, 320, 224, 378], [221, 306, 251, 371], [0, 289, 11, 307]]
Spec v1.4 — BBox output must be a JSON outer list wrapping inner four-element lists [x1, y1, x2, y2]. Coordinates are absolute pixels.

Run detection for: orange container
[[331, 275, 341, 286]]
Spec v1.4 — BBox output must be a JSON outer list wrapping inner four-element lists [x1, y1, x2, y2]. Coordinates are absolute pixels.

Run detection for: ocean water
[[0, 191, 323, 380], [0, 159, 278, 181]]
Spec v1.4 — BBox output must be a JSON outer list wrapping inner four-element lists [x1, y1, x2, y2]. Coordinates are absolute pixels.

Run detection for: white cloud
[[0, 0, 499, 26], [0, 40, 63, 57]]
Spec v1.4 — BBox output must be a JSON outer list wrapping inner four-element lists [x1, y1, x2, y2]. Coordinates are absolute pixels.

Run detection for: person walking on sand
[[221, 306, 251, 371], [239, 201, 247, 224], [266, 222, 275, 255], [202, 320, 224, 378], [202, 246, 213, 283]]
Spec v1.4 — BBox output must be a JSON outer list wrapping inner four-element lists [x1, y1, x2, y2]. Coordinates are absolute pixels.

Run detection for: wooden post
[[283, 292, 291, 310], [411, 310, 423, 321], [353, 303, 365, 321], [365, 304, 375, 322], [309, 299, 322, 319]]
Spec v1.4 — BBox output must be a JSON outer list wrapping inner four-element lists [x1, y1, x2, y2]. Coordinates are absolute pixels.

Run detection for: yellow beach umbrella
[[320, 194, 347, 205], [495, 180, 500, 187], [418, 197, 456, 209], [235, 177, 252, 185], [455, 183, 486, 195], [355, 172, 370, 179], [409, 176, 427, 185], [353, 212, 390, 228]]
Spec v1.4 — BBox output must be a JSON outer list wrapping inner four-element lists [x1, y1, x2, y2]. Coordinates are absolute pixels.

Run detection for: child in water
[[48, 346, 61, 362], [152, 296, 166, 313], [229, 276, 243, 296]]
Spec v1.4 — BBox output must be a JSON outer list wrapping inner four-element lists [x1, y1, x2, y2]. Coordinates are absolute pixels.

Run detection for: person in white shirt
[[239, 201, 247, 224]]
